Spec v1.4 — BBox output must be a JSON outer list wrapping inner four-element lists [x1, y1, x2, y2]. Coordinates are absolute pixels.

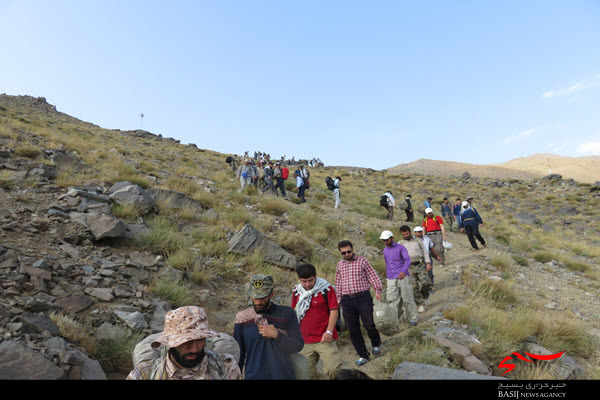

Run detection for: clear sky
[[1, 1, 599, 170]]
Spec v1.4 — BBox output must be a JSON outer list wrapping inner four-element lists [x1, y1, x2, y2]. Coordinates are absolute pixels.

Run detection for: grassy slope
[[1, 94, 599, 379]]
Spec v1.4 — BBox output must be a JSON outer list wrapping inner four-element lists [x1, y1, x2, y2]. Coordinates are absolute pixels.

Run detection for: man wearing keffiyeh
[[291, 264, 342, 379]]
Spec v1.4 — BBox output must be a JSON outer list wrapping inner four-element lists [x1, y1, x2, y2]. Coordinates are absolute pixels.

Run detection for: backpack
[[225, 156, 232, 163], [325, 176, 335, 191], [282, 167, 289, 180], [380, 195, 389, 207]]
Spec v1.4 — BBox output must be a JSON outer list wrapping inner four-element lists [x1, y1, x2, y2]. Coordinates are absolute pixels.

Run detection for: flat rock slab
[[227, 223, 297, 269], [0, 341, 65, 380], [392, 362, 506, 380]]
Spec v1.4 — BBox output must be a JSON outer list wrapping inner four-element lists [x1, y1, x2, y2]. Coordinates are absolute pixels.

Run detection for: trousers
[[340, 291, 380, 359]]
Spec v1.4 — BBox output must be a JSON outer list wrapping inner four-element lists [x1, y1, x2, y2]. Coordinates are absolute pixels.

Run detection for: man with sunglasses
[[335, 240, 383, 366]]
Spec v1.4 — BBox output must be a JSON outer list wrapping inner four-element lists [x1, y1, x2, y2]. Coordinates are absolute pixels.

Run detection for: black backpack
[[225, 156, 232, 163], [380, 195, 389, 207], [325, 176, 336, 191]]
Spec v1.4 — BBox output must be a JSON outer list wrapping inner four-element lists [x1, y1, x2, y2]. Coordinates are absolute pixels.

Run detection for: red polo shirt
[[423, 215, 444, 232], [291, 288, 339, 344]]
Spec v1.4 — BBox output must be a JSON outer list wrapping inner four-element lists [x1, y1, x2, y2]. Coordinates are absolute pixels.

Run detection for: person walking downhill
[[399, 226, 432, 313], [452, 198, 462, 233], [459, 201, 486, 251], [126, 306, 241, 380], [293, 170, 306, 203], [335, 240, 382, 366], [422, 207, 448, 265], [237, 159, 255, 191], [381, 190, 395, 221], [273, 162, 287, 197], [261, 162, 275, 195], [405, 194, 414, 222], [299, 165, 310, 189], [291, 264, 342, 380], [441, 198, 454, 233], [413, 226, 442, 289], [380, 230, 418, 327], [333, 177, 341, 209], [233, 275, 304, 379]]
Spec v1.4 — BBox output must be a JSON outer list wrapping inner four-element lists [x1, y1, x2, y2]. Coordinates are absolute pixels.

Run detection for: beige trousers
[[300, 341, 342, 380], [387, 277, 418, 324]]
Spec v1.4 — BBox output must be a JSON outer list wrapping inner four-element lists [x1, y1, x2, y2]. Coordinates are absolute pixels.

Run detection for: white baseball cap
[[462, 201, 469, 207], [380, 230, 394, 240], [413, 226, 424, 232], [425, 208, 434, 214]]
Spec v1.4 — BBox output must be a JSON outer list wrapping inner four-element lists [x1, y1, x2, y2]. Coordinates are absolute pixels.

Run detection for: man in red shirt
[[422, 207, 448, 265], [291, 264, 342, 379]]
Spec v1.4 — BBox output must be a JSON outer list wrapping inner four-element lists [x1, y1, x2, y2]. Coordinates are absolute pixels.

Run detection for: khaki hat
[[151, 306, 219, 349], [379, 230, 394, 240], [248, 274, 274, 299]]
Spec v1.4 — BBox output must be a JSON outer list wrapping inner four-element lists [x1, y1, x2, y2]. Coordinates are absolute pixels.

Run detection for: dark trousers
[[297, 185, 306, 202], [405, 209, 414, 222], [341, 291, 381, 359], [274, 177, 286, 197], [465, 224, 485, 249]]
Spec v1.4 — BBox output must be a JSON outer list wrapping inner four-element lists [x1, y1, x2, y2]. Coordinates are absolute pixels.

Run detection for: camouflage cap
[[151, 306, 219, 349], [248, 274, 274, 299]]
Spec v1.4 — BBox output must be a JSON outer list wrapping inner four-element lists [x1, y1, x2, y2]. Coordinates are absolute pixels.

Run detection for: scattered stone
[[392, 362, 505, 380], [227, 223, 297, 269]]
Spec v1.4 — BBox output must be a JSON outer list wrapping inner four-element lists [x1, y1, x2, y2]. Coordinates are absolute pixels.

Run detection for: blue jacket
[[234, 303, 304, 380], [441, 203, 452, 217], [458, 207, 482, 228]]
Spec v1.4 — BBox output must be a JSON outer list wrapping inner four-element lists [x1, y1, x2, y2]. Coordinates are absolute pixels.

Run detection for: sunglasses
[[340, 250, 353, 255]]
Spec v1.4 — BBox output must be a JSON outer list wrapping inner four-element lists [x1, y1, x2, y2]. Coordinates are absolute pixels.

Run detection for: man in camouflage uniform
[[126, 306, 241, 380], [399, 225, 433, 313]]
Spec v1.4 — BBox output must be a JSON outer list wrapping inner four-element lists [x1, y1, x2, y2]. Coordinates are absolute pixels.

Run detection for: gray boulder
[[392, 361, 506, 380], [227, 223, 298, 269], [108, 184, 155, 214], [69, 211, 127, 240], [0, 341, 65, 379]]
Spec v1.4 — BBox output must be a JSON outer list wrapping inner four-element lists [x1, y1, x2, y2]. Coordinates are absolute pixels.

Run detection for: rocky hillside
[[1, 94, 599, 380]]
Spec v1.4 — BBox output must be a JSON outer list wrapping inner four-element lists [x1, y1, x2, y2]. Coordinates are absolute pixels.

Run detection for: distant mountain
[[386, 159, 545, 181], [387, 154, 600, 183], [495, 153, 600, 183]]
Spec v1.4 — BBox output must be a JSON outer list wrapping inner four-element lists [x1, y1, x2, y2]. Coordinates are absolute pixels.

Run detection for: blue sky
[[1, 1, 599, 170]]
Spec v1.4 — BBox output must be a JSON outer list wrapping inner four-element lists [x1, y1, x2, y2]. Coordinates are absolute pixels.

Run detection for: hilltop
[[388, 154, 600, 184], [1, 94, 599, 381]]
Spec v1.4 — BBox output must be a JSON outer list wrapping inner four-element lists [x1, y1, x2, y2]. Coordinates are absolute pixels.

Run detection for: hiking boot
[[373, 346, 381, 355], [425, 298, 432, 306], [418, 305, 426, 313], [356, 357, 369, 366]]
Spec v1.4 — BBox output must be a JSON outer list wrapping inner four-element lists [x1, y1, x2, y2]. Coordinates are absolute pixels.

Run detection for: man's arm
[[363, 259, 382, 301]]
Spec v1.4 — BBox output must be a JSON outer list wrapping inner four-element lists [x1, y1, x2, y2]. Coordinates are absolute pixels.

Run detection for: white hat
[[380, 230, 394, 240], [425, 208, 434, 214], [413, 226, 424, 232], [462, 201, 469, 207]]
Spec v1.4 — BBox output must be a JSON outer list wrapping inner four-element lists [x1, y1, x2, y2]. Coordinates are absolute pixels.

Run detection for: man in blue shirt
[[380, 230, 418, 326], [233, 275, 304, 379]]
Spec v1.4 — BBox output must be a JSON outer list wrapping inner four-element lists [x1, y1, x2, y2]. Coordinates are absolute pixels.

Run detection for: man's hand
[[398, 272, 406, 280], [320, 331, 333, 343], [375, 292, 382, 301], [426, 263, 432, 272], [258, 324, 279, 339]]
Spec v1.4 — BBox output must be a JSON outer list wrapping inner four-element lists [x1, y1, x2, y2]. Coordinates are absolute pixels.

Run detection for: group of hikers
[[126, 191, 486, 380]]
